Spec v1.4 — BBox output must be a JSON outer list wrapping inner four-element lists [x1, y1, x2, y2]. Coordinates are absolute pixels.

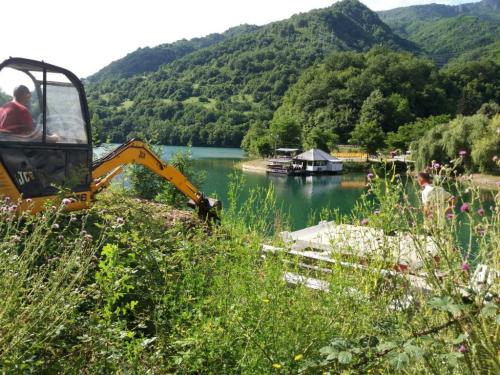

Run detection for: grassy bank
[[1, 164, 499, 374]]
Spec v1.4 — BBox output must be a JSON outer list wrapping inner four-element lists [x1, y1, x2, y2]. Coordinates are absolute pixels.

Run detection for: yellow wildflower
[[262, 299, 269, 303], [273, 364, 281, 369], [294, 354, 303, 361]]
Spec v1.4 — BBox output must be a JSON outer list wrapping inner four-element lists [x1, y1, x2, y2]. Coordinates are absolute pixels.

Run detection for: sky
[[0, 0, 479, 83]]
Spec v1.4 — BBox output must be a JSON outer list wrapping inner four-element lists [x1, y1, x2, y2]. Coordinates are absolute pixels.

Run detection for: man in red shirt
[[0, 85, 59, 141], [0, 85, 35, 136]]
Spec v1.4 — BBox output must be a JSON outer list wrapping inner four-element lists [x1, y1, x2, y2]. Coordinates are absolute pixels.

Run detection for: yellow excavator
[[0, 57, 220, 218]]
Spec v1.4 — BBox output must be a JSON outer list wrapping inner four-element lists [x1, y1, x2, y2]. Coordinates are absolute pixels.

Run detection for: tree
[[350, 121, 385, 160], [156, 146, 205, 209], [91, 113, 104, 146], [269, 110, 302, 149], [303, 127, 339, 153]]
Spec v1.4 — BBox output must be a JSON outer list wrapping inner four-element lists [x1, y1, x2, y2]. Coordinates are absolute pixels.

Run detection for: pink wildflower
[[367, 173, 374, 179], [361, 219, 368, 225], [478, 209, 485, 215], [62, 198, 71, 205], [26, 198, 32, 203], [117, 217, 124, 224], [459, 345, 466, 352], [461, 264, 469, 271], [447, 214, 454, 219], [459, 151, 466, 155], [373, 210, 380, 215], [460, 204, 468, 212], [434, 163, 440, 168]]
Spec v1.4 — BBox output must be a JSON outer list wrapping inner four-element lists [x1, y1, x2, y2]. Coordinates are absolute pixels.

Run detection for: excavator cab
[[0, 58, 220, 219], [0, 58, 92, 211]]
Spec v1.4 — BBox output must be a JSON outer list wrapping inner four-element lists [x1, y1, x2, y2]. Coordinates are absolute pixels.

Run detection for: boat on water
[[267, 148, 343, 175]]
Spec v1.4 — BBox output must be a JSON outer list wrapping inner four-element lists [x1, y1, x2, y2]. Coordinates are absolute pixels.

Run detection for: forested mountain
[[87, 24, 262, 83], [244, 49, 500, 155], [378, 0, 500, 37], [86, 0, 417, 147], [377, 1, 500, 66]]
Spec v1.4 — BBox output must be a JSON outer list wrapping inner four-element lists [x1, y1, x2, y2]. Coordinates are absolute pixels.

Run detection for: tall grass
[[0, 160, 499, 373]]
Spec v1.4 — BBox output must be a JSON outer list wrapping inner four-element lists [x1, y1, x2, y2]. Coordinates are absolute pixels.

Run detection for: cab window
[[0, 63, 88, 144]]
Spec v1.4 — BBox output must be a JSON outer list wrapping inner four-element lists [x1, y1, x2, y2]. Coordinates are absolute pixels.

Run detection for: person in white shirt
[[417, 172, 457, 218]]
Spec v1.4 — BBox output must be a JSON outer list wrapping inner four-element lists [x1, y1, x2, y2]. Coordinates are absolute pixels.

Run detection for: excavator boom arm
[[91, 139, 213, 212]]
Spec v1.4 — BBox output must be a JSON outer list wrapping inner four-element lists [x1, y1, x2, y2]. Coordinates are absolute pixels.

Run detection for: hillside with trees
[[378, 0, 500, 65], [84, 0, 500, 160], [378, 0, 500, 36], [245, 50, 500, 156], [85, 0, 417, 147], [87, 24, 262, 83]]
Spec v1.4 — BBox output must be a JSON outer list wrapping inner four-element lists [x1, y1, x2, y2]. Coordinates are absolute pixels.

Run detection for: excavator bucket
[[188, 196, 222, 221]]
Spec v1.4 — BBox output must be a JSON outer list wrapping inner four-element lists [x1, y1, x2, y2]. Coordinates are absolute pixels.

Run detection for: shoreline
[[241, 160, 500, 191]]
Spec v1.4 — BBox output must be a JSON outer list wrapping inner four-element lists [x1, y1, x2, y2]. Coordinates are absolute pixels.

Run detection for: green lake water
[[159, 145, 369, 230], [97, 145, 497, 250]]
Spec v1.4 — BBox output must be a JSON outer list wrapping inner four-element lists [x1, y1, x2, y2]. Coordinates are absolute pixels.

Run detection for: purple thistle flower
[[62, 198, 71, 205], [81, 230, 87, 235], [8, 205, 17, 212], [58, 235, 64, 239], [428, 214, 434, 219], [403, 196, 408, 201], [390, 151, 395, 156], [5, 217, 10, 222], [425, 166, 431, 171], [478, 209, 485, 215], [51, 205, 57, 211], [437, 274, 443, 280], [117, 217, 124, 224], [367, 173, 374, 179], [361, 219, 368, 225], [101, 209, 107, 214], [373, 210, 380, 215], [5, 197, 10, 201], [461, 264, 469, 271], [461, 204, 469, 212], [480, 230, 485, 235], [26, 198, 32, 203], [434, 163, 440, 168], [447, 214, 454, 219], [459, 151, 466, 155], [493, 155, 499, 161], [21, 231, 26, 235], [459, 345, 466, 352]]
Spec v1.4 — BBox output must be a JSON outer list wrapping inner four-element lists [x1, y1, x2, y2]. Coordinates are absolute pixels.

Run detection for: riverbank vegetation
[[2, 154, 500, 373]]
